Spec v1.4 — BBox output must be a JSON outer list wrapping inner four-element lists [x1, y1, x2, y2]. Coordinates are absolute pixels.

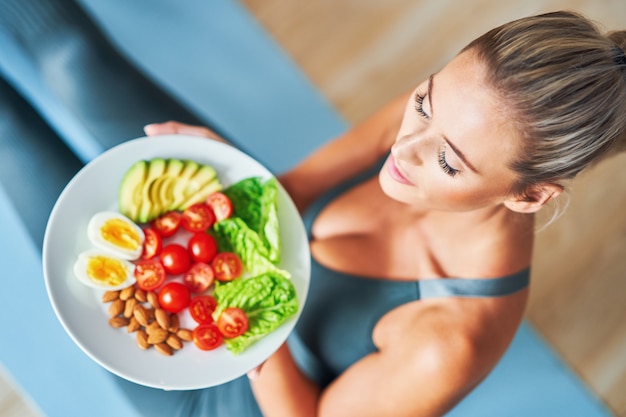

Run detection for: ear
[[504, 183, 564, 214]]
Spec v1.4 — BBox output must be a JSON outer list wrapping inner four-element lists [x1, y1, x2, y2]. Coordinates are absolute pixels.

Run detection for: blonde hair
[[463, 11, 626, 199]]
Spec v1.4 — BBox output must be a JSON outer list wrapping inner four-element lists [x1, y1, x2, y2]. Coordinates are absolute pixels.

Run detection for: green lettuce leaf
[[223, 176, 281, 263], [211, 218, 290, 278], [214, 271, 299, 354]]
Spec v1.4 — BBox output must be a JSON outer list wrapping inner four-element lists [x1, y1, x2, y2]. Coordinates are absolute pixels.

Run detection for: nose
[[392, 133, 423, 166]]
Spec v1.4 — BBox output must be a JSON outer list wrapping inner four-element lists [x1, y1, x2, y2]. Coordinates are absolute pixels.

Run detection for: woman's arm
[[249, 297, 523, 417]]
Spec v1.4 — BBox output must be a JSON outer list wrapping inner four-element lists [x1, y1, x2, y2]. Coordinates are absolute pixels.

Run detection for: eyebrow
[[429, 74, 479, 174]]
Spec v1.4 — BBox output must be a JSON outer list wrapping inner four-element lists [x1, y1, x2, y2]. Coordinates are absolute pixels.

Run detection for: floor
[[2, 0, 625, 416]]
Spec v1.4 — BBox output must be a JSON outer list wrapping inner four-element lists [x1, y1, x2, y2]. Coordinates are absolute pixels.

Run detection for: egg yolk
[[86, 255, 128, 286], [100, 218, 141, 251]]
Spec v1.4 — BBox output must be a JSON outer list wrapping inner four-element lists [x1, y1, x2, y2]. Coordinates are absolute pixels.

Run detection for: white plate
[[42, 134, 310, 390]]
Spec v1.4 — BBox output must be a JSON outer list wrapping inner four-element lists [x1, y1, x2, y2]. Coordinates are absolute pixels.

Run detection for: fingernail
[[143, 123, 158, 135]]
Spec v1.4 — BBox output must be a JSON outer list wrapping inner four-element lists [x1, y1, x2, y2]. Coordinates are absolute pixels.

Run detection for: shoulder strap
[[418, 269, 530, 299]]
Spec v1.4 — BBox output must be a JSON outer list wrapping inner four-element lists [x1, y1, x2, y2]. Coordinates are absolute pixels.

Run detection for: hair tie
[[612, 45, 626, 67]]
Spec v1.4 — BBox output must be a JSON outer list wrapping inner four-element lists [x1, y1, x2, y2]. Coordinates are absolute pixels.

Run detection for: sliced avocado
[[169, 160, 200, 210], [137, 158, 167, 223], [156, 176, 177, 212], [179, 178, 222, 209], [184, 165, 218, 196], [164, 158, 185, 177], [118, 160, 148, 221]]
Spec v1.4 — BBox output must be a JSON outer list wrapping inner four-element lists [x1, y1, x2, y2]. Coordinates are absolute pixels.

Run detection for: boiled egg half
[[87, 211, 145, 260], [74, 249, 136, 290]]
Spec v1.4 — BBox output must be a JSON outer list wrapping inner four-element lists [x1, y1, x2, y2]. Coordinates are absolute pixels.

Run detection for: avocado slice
[[118, 160, 148, 221], [169, 160, 200, 210], [137, 158, 167, 223], [179, 178, 222, 208]]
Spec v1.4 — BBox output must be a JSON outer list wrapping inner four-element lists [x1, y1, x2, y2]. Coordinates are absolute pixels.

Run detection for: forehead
[[434, 51, 521, 168]]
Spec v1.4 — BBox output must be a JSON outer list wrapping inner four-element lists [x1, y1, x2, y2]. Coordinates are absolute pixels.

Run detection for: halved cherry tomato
[[212, 252, 244, 282], [187, 232, 218, 263], [158, 282, 191, 313], [160, 243, 191, 275], [189, 295, 218, 324], [141, 228, 162, 259], [151, 211, 182, 237], [181, 203, 215, 233], [217, 307, 249, 338], [183, 262, 214, 293], [192, 323, 223, 350], [205, 192, 233, 221], [134, 259, 166, 291]]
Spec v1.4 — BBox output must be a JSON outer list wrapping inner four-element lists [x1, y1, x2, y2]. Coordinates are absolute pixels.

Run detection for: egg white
[[87, 211, 145, 260], [74, 249, 136, 290]]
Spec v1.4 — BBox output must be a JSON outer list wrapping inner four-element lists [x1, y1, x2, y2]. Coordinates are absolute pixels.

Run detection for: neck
[[420, 204, 535, 239]]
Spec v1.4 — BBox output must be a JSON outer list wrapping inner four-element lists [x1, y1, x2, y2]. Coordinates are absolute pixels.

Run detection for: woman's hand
[[143, 121, 229, 144]]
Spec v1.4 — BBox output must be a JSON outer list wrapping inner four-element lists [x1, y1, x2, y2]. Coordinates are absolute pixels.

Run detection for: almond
[[147, 291, 159, 309], [168, 314, 180, 333], [166, 334, 183, 350], [123, 298, 138, 318], [108, 299, 125, 317], [136, 330, 150, 350], [119, 286, 135, 301], [109, 316, 129, 328], [102, 290, 120, 303], [155, 343, 173, 356], [133, 305, 150, 327], [146, 321, 162, 335], [147, 328, 169, 345], [155, 308, 171, 330], [177, 328, 193, 342], [134, 288, 147, 303], [127, 317, 141, 333]]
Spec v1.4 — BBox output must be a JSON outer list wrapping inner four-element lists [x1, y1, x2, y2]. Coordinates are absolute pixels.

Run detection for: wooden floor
[[2, 0, 625, 416], [241, 0, 626, 415]]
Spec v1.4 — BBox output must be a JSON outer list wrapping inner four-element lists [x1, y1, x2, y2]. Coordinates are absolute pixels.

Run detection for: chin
[[378, 169, 413, 204]]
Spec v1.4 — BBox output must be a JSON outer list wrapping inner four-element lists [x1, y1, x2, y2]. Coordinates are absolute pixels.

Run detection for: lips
[[387, 154, 414, 185]]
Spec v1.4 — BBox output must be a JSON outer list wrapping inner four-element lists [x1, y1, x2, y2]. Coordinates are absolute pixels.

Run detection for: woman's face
[[379, 50, 522, 212]]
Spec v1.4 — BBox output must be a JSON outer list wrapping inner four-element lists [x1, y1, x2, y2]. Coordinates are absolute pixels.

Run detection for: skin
[[145, 49, 561, 416]]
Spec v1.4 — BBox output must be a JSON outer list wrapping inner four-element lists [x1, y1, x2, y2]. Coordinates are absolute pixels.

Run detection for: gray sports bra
[[289, 170, 530, 387]]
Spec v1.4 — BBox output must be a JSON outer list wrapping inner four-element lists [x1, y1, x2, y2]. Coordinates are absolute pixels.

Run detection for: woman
[[145, 11, 626, 417]]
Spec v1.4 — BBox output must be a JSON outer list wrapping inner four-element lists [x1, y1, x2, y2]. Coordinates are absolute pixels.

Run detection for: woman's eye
[[414, 92, 430, 119], [438, 147, 460, 177]]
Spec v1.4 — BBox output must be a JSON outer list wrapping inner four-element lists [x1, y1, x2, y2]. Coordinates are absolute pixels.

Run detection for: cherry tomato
[[212, 252, 244, 282], [158, 282, 191, 313], [205, 192, 233, 221], [151, 211, 182, 237], [183, 262, 215, 293], [181, 203, 215, 233], [141, 228, 162, 259], [187, 232, 218, 263], [192, 323, 223, 350], [134, 259, 166, 291], [160, 243, 191, 275], [189, 295, 218, 324], [217, 307, 249, 338]]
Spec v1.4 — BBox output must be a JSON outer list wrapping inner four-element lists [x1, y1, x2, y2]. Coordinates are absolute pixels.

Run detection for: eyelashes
[[438, 146, 460, 177], [415, 90, 459, 177], [414, 92, 430, 119]]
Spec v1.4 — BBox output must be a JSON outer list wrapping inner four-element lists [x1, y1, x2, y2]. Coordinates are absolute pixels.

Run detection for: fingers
[[143, 121, 224, 142]]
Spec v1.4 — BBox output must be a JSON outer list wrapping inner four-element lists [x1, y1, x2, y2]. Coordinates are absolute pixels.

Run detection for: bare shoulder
[[378, 291, 528, 385], [318, 292, 528, 417]]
